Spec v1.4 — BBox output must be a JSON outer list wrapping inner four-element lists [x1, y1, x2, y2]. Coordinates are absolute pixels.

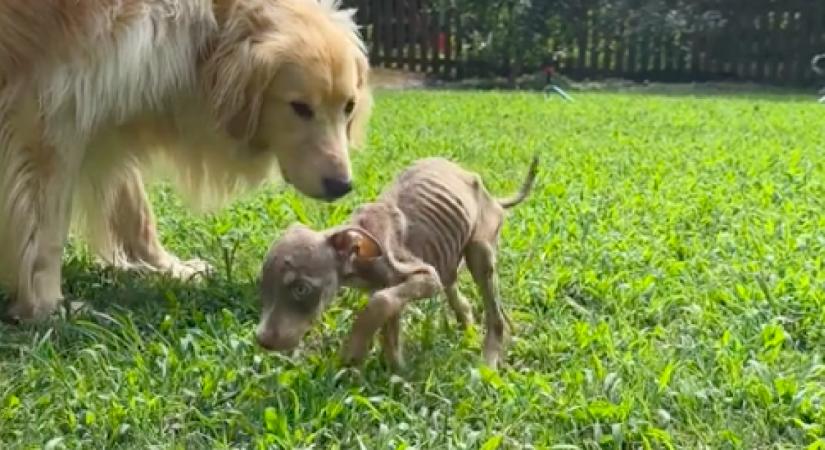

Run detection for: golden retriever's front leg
[[85, 166, 211, 279], [3, 143, 75, 322]]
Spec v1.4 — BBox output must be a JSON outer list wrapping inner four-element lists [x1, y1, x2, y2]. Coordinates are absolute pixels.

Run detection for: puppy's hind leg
[[79, 164, 211, 280], [465, 241, 508, 370], [445, 283, 474, 329]]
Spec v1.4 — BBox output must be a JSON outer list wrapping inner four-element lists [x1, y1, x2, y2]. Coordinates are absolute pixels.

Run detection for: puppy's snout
[[322, 177, 353, 200], [255, 329, 298, 352]]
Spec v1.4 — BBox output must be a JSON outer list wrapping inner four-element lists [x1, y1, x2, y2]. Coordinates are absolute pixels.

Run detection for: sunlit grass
[[2, 89, 824, 448]]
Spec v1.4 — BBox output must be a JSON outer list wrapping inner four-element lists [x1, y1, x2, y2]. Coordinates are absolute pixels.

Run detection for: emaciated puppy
[[256, 154, 538, 370]]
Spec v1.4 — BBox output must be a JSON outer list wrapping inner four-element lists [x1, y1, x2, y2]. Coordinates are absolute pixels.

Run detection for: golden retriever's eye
[[289, 102, 314, 120], [344, 99, 355, 116]]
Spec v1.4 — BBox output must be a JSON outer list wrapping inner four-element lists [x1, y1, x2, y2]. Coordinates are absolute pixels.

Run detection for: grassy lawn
[[2, 90, 825, 448]]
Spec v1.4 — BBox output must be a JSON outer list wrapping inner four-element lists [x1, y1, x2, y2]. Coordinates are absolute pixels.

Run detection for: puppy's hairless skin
[[256, 154, 539, 370]]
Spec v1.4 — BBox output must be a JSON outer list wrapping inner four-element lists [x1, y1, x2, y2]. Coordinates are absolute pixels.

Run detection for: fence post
[[455, 5, 464, 79]]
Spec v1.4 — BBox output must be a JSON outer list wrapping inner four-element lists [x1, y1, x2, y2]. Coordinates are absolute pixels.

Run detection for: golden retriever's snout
[[322, 177, 353, 200]]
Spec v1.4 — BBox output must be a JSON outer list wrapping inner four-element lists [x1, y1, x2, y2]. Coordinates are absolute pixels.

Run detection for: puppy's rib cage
[[381, 159, 482, 287]]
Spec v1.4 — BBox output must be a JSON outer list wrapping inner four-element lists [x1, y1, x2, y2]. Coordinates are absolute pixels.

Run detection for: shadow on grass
[[0, 261, 460, 376], [0, 260, 261, 360]]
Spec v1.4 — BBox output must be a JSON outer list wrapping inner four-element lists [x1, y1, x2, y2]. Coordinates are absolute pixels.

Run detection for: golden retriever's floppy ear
[[347, 51, 373, 149], [202, 27, 284, 142]]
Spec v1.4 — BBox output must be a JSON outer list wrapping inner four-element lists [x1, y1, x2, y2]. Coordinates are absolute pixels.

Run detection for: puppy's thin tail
[[498, 153, 539, 209]]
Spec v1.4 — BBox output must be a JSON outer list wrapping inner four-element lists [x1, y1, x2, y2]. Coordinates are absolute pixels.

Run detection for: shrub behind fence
[[346, 0, 825, 86]]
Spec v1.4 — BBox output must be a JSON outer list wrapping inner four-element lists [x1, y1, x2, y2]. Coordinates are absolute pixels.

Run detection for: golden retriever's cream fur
[[0, 0, 372, 321]]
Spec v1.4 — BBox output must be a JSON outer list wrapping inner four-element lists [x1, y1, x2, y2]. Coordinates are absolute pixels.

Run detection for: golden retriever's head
[[205, 0, 372, 201]]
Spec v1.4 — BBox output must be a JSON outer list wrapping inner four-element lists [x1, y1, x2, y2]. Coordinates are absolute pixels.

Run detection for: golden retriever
[[0, 0, 372, 322]]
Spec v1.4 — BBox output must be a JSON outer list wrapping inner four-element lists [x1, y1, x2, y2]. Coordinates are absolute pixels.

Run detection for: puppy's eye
[[344, 99, 355, 116], [289, 102, 314, 120], [291, 281, 312, 299]]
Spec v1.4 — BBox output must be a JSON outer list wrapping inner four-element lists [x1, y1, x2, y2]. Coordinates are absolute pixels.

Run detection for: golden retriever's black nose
[[322, 177, 352, 199]]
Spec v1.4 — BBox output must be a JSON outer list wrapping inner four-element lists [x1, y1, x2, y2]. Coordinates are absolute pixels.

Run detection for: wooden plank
[[656, 26, 666, 74], [674, 30, 685, 75], [810, 0, 825, 83], [767, 10, 781, 82], [389, 0, 399, 68], [626, 17, 637, 77], [748, 8, 760, 80], [613, 16, 626, 76], [662, 26, 673, 73], [418, 1, 430, 74], [444, 7, 454, 78], [576, 23, 587, 75], [405, 0, 417, 71], [367, 0, 379, 65], [430, 3, 440, 75], [784, 7, 798, 84], [435, 5, 449, 77], [410, 0, 424, 72], [689, 19, 701, 76], [706, 18, 718, 77], [733, 3, 749, 79], [756, 11, 770, 81], [642, 28, 652, 75], [587, 8, 599, 73], [455, 4, 464, 78], [795, 2, 810, 84], [395, 0, 407, 70], [378, 0, 389, 67]]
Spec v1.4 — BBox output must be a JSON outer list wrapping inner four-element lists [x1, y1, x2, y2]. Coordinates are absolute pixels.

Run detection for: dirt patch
[[369, 68, 427, 90], [366, 67, 819, 99]]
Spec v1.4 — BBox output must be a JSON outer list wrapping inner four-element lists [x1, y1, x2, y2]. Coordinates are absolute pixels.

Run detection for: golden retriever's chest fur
[[37, 3, 215, 140], [85, 100, 279, 207]]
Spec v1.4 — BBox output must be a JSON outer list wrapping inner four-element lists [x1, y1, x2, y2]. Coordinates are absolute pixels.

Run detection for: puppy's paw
[[384, 353, 407, 374], [482, 346, 506, 372], [339, 339, 369, 368]]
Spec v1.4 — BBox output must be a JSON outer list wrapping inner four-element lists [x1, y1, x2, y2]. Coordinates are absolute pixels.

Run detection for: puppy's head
[[206, 0, 372, 201], [256, 223, 384, 352]]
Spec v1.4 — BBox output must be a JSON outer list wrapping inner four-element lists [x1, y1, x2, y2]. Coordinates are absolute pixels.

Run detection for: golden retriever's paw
[[167, 258, 213, 281], [3, 297, 61, 324]]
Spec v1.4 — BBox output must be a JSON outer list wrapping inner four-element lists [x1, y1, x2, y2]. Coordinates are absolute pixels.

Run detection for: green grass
[[2, 90, 825, 449]]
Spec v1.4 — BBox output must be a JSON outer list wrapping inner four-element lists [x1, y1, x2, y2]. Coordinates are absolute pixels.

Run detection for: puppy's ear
[[328, 227, 383, 261]]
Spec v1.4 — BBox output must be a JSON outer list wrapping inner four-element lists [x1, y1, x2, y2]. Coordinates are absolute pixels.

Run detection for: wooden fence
[[346, 0, 825, 86], [348, 0, 462, 79]]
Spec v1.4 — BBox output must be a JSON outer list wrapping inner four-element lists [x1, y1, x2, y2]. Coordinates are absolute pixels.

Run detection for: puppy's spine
[[497, 153, 539, 208]]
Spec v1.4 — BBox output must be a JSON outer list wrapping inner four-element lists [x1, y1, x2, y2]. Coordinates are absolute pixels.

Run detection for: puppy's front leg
[[341, 268, 442, 368], [380, 313, 403, 371]]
